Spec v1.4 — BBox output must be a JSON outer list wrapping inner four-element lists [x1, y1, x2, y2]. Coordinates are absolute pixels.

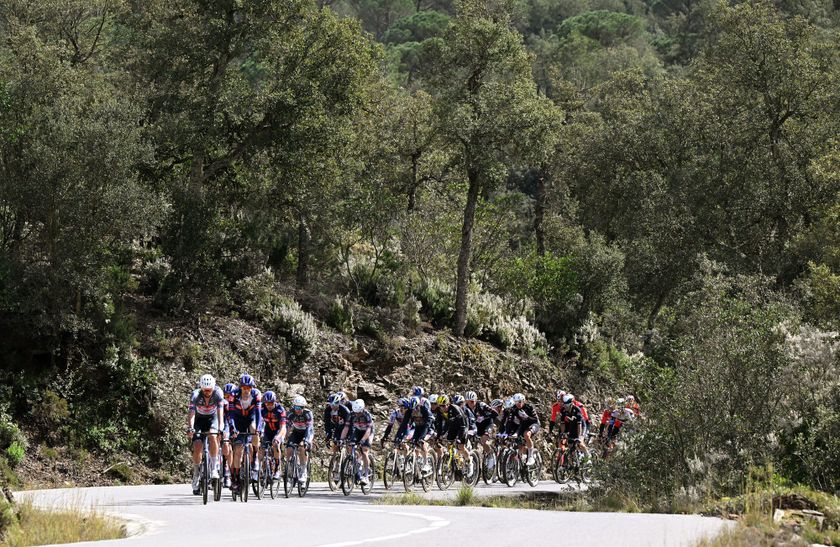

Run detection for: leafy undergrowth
[[1, 499, 125, 547]]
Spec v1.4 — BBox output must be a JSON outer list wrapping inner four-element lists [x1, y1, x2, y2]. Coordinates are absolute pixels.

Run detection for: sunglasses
[[292, 405, 303, 411]]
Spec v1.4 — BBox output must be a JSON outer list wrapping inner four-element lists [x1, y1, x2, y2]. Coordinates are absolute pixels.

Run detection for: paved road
[[18, 483, 729, 547]]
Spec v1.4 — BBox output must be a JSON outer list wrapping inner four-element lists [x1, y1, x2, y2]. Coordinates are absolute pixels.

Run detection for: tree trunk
[[296, 214, 311, 289], [454, 170, 481, 337], [534, 169, 547, 256]]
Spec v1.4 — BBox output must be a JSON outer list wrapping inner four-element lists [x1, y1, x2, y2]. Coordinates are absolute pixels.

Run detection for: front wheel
[[402, 453, 416, 493], [361, 455, 375, 495], [328, 452, 342, 492], [464, 452, 480, 487], [283, 457, 293, 498], [526, 453, 542, 487], [241, 456, 250, 503], [482, 450, 497, 485], [298, 459, 311, 498], [341, 456, 355, 496], [552, 449, 569, 484], [383, 451, 397, 490], [201, 455, 209, 505], [503, 452, 520, 487]]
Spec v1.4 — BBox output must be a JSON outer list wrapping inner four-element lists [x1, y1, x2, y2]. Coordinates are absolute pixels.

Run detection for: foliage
[[4, 499, 125, 547], [328, 297, 355, 335], [4, 442, 23, 468]]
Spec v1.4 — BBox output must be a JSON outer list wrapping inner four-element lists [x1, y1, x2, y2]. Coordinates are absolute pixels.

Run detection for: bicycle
[[437, 439, 480, 490], [402, 442, 434, 493], [381, 441, 405, 490], [552, 434, 591, 485], [480, 435, 504, 485], [284, 440, 311, 498], [230, 431, 257, 502], [258, 440, 285, 499], [502, 435, 541, 487], [189, 430, 221, 505], [340, 441, 376, 496]]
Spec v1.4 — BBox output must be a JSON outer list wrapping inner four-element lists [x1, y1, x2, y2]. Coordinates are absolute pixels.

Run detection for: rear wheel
[[361, 455, 375, 495], [283, 455, 293, 498], [298, 459, 310, 497], [436, 453, 454, 491], [253, 458, 266, 499], [465, 452, 481, 486], [420, 454, 433, 492], [552, 449, 569, 484], [481, 450, 496, 485]]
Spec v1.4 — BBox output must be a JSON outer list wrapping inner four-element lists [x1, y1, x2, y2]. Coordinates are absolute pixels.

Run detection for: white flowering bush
[[491, 315, 548, 355], [235, 270, 318, 362]]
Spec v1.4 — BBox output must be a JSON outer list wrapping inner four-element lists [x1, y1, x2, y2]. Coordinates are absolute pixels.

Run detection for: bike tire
[[420, 455, 432, 492], [436, 453, 454, 491], [363, 455, 375, 495], [383, 451, 397, 490], [283, 456, 292, 498], [253, 458, 265, 500], [298, 459, 310, 497], [201, 453, 209, 505], [465, 452, 481, 487], [481, 451, 496, 485], [526, 453, 541, 487], [341, 456, 355, 496], [402, 453, 415, 492], [503, 452, 520, 487], [242, 454, 250, 503], [328, 453, 341, 492]]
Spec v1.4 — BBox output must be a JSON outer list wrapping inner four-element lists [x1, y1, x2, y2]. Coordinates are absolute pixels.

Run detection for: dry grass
[[2, 499, 125, 547]]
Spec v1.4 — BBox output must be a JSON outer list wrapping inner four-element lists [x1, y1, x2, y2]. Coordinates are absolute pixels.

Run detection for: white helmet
[[617, 397, 626, 406], [292, 395, 307, 407], [512, 393, 525, 403], [504, 398, 515, 409], [627, 395, 635, 402], [351, 399, 365, 412], [464, 391, 477, 401], [429, 394, 439, 405], [562, 394, 574, 405], [199, 374, 215, 389]]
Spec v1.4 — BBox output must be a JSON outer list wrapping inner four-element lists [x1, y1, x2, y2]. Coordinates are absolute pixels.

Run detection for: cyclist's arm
[[304, 411, 314, 444], [394, 410, 411, 442]]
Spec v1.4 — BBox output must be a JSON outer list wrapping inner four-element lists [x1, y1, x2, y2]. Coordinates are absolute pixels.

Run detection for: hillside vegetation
[[0, 0, 838, 516]]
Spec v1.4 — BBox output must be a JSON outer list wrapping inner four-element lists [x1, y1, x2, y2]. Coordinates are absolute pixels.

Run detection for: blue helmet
[[398, 397, 411, 409], [263, 391, 276, 403], [412, 386, 424, 397], [409, 396, 422, 409], [239, 373, 256, 388], [328, 393, 343, 406], [223, 383, 236, 395]]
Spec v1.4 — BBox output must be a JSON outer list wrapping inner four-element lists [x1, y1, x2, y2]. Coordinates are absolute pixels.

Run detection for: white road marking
[[308, 506, 450, 547]]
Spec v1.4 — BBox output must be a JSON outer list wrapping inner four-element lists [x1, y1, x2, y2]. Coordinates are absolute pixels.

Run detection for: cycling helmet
[[627, 395, 635, 402], [490, 398, 503, 408], [412, 386, 424, 397], [428, 394, 439, 405], [453, 394, 465, 405], [512, 393, 525, 403], [409, 396, 422, 409], [567, 393, 576, 402], [504, 398, 515, 409], [351, 399, 365, 413], [617, 397, 626, 406], [199, 374, 215, 389], [263, 391, 276, 403], [437, 394, 450, 406], [292, 395, 307, 407], [239, 373, 256, 388], [328, 393, 343, 406], [223, 383, 236, 395], [398, 397, 411, 409], [556, 389, 566, 401], [562, 394, 574, 405], [464, 391, 477, 401], [336, 391, 348, 402]]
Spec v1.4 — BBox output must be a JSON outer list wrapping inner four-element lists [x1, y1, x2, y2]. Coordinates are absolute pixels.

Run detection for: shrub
[[402, 295, 422, 333], [0, 415, 25, 451], [490, 315, 548, 355], [4, 442, 24, 468], [235, 270, 318, 362], [327, 297, 354, 334], [415, 279, 454, 327], [30, 391, 69, 442]]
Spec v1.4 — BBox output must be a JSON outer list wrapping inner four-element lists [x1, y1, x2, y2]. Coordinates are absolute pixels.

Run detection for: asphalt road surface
[[17, 482, 729, 547]]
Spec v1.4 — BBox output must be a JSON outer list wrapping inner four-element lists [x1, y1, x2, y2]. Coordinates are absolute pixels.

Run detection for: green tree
[[424, 0, 562, 336]]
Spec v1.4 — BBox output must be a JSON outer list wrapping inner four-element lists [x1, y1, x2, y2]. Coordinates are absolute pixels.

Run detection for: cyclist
[[569, 393, 591, 438], [187, 374, 224, 495], [395, 395, 433, 473], [607, 398, 635, 442], [285, 395, 314, 483], [220, 383, 237, 488], [466, 393, 499, 456], [598, 397, 616, 439], [460, 393, 477, 439], [549, 389, 566, 442], [430, 394, 449, 462], [227, 373, 262, 493], [341, 399, 375, 485], [626, 395, 642, 417], [445, 394, 472, 475], [510, 393, 540, 465], [380, 397, 410, 447], [323, 392, 351, 454], [559, 394, 588, 458], [259, 391, 287, 480]]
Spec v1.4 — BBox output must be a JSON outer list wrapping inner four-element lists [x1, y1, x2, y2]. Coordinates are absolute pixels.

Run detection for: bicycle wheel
[[253, 458, 266, 500], [201, 452, 209, 505], [526, 453, 542, 487], [481, 450, 496, 485], [298, 459, 310, 497], [241, 453, 250, 502], [436, 453, 454, 491], [363, 455, 375, 495], [383, 451, 397, 490], [328, 452, 341, 492], [213, 457, 222, 502], [402, 453, 416, 492], [503, 452, 520, 487], [420, 454, 432, 492], [341, 456, 355, 496], [464, 452, 481, 487], [283, 455, 293, 498]]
